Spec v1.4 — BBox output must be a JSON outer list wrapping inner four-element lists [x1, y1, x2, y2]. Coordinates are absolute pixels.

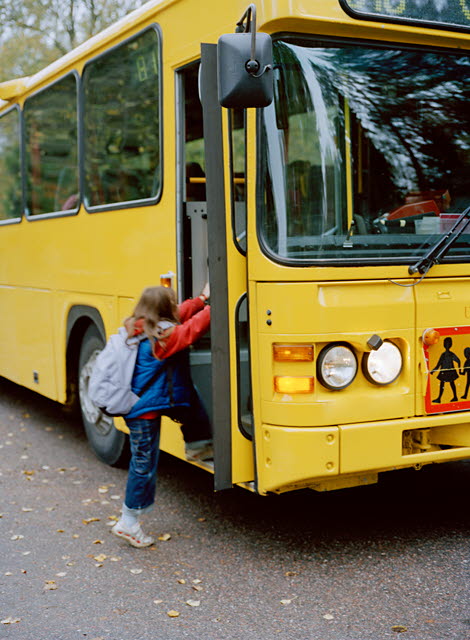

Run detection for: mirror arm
[[235, 4, 262, 75]]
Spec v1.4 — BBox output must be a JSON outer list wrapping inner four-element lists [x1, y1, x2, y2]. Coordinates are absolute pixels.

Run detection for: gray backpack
[[88, 327, 144, 416]]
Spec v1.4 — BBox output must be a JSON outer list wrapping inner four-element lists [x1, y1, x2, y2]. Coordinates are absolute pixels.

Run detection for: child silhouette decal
[[431, 337, 461, 403], [460, 347, 470, 400]]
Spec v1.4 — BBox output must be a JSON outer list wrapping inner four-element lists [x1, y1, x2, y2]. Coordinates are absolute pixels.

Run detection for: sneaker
[[185, 440, 214, 462], [111, 521, 154, 548]]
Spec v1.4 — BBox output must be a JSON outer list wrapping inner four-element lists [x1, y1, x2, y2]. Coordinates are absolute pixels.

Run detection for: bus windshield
[[259, 39, 470, 265]]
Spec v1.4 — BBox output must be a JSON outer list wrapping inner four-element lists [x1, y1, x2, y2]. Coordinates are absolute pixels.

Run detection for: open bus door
[[198, 44, 233, 490], [176, 45, 254, 490]]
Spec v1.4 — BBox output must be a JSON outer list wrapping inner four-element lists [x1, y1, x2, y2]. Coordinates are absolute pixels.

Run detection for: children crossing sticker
[[423, 326, 470, 414]]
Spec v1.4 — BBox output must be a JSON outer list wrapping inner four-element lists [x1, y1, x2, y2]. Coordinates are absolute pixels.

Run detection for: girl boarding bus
[[0, 0, 469, 494]]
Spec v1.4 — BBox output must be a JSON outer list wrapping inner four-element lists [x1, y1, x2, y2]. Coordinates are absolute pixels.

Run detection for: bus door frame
[[199, 43, 233, 490]]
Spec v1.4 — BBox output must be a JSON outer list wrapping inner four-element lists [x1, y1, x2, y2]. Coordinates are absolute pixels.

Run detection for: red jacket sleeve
[[178, 296, 205, 322], [154, 304, 210, 360]]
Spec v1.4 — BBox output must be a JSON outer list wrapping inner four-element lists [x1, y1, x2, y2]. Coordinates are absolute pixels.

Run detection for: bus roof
[[0, 0, 168, 107]]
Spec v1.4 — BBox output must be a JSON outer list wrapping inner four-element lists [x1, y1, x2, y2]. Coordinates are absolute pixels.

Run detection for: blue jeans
[[124, 416, 161, 513]]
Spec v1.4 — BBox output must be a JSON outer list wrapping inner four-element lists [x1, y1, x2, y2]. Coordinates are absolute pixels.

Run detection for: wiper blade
[[408, 205, 470, 276]]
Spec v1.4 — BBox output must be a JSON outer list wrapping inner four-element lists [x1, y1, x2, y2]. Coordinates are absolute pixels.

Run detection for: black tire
[[78, 324, 129, 466]]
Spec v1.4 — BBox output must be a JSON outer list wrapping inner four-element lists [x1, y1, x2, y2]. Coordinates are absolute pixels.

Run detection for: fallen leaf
[[167, 610, 180, 618], [323, 613, 334, 620], [56, 529, 65, 533], [21, 508, 33, 512], [186, 600, 200, 607], [192, 579, 202, 584], [158, 533, 171, 541], [285, 571, 298, 577], [130, 569, 143, 575], [392, 626, 408, 633], [109, 556, 121, 562], [56, 572, 67, 577], [177, 579, 186, 584], [22, 470, 35, 476], [1, 617, 21, 624], [192, 585, 203, 592], [280, 599, 292, 605], [197, 517, 206, 522], [5, 572, 12, 576], [108, 515, 119, 521], [94, 554, 107, 563], [82, 518, 100, 524], [153, 599, 163, 605], [92, 539, 103, 544], [72, 534, 80, 539], [10, 535, 24, 541], [44, 582, 58, 591], [98, 486, 109, 493]]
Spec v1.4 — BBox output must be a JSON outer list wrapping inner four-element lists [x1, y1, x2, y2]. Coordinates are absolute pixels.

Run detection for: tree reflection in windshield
[[260, 40, 470, 264]]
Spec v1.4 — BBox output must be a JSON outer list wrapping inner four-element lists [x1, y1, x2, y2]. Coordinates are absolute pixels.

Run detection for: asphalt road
[[1, 376, 469, 640]]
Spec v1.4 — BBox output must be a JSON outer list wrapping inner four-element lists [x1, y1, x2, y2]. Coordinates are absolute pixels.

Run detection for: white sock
[[119, 504, 139, 529]]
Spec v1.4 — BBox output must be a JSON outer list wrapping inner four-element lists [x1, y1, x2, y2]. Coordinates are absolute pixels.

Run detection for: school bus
[[0, 0, 469, 494]]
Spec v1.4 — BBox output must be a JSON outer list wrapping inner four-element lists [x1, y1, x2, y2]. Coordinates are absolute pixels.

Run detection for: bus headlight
[[317, 344, 357, 390], [362, 341, 402, 385]]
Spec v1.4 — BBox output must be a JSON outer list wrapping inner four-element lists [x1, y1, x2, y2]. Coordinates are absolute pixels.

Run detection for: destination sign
[[340, 0, 470, 32]]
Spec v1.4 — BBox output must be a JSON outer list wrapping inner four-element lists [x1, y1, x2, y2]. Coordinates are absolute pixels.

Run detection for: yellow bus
[[1, 0, 469, 494]]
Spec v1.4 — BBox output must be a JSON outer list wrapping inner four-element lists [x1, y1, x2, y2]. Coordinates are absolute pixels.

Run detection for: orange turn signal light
[[274, 376, 314, 394], [423, 328, 440, 346], [273, 344, 314, 362]]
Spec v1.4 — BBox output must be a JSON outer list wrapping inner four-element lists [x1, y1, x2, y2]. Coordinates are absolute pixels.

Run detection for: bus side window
[[229, 109, 247, 253], [83, 27, 161, 209], [24, 74, 78, 217], [0, 108, 22, 221]]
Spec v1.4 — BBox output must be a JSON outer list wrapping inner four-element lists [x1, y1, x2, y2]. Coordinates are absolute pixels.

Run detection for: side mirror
[[217, 5, 273, 109]]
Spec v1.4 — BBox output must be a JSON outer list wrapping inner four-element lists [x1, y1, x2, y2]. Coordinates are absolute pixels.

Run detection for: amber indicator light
[[274, 376, 314, 394], [423, 328, 440, 346], [273, 344, 314, 362]]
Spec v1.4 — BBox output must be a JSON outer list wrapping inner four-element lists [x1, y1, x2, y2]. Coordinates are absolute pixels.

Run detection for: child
[[460, 346, 470, 399], [431, 336, 461, 403], [111, 284, 212, 548]]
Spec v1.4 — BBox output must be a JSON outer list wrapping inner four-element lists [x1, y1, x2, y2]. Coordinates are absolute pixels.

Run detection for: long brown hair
[[124, 286, 179, 339]]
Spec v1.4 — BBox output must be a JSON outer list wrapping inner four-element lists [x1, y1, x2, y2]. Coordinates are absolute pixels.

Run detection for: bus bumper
[[258, 415, 470, 494]]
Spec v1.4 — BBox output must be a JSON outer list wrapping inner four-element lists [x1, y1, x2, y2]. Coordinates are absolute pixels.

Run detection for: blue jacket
[[125, 338, 193, 420]]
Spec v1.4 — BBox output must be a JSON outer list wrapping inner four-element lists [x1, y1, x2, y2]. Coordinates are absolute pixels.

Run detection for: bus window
[[229, 108, 247, 253], [0, 107, 22, 222], [24, 74, 78, 217], [260, 40, 470, 264], [83, 27, 161, 209]]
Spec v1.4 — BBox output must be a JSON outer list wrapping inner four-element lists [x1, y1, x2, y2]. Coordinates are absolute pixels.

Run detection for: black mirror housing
[[217, 32, 273, 108]]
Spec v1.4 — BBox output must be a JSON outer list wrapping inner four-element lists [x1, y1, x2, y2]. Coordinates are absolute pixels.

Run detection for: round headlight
[[317, 344, 358, 390], [362, 341, 402, 385]]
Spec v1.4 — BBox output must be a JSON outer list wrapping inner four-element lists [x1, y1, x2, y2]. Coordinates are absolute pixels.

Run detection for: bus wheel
[[78, 324, 129, 466]]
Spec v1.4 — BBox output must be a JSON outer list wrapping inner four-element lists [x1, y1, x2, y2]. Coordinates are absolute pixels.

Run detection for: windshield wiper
[[408, 205, 470, 276]]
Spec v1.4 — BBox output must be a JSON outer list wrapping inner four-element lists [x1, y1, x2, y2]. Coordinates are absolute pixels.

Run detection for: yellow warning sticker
[[424, 326, 470, 413]]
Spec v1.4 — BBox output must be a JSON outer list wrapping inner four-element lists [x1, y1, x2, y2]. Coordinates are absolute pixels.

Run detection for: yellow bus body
[[1, 0, 469, 494]]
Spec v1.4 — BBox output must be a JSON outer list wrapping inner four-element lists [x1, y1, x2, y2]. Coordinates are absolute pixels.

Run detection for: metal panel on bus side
[[250, 279, 415, 494]]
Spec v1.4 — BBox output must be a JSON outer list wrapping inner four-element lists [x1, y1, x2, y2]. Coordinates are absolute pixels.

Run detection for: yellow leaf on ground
[[82, 518, 100, 524], [94, 554, 107, 562], [167, 610, 180, 618], [186, 600, 200, 607], [158, 533, 171, 541]]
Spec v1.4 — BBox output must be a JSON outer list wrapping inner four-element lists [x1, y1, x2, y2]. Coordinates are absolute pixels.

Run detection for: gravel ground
[[0, 376, 469, 640]]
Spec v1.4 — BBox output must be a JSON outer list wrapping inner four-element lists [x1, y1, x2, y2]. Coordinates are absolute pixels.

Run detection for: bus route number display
[[341, 0, 470, 31]]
